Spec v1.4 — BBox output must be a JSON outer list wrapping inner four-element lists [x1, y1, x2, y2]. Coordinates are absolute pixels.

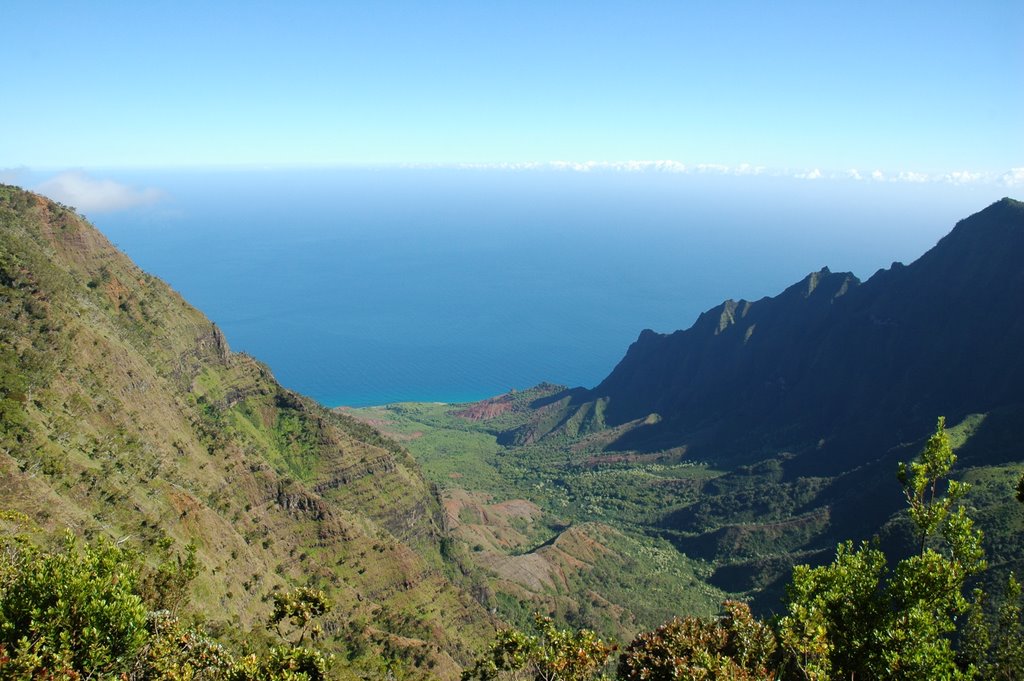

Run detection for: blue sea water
[[89, 169, 990, 407]]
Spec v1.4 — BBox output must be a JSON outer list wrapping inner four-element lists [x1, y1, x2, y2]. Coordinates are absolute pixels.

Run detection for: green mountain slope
[[353, 391, 726, 642], [363, 199, 1024, 624], [576, 197, 1024, 604], [0, 185, 494, 678]]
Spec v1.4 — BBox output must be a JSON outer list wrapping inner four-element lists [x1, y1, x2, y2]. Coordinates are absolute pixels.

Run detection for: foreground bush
[[0, 523, 147, 677], [461, 613, 614, 680], [0, 512, 330, 680], [617, 601, 775, 680]]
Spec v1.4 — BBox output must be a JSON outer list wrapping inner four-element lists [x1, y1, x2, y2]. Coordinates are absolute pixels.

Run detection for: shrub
[[617, 601, 776, 680], [0, 528, 148, 676]]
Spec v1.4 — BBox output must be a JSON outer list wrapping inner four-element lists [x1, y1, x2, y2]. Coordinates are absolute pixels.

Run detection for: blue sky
[[2, 1, 1021, 177], [2, 2, 1019, 401]]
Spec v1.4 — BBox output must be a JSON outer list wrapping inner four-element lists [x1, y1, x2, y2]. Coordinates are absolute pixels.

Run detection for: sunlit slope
[[353, 394, 726, 641], [0, 185, 494, 678]]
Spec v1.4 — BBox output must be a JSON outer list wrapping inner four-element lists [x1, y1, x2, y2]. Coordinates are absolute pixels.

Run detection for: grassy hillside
[[0, 185, 495, 679], [351, 388, 726, 641], [360, 393, 1024, 648]]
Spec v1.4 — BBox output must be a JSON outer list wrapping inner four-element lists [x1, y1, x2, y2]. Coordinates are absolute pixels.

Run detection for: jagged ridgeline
[[0, 185, 495, 678], [361, 198, 1024, 627], [552, 197, 1024, 468]]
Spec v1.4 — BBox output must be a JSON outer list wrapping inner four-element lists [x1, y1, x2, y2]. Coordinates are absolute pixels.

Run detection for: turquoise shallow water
[[90, 169, 984, 406]]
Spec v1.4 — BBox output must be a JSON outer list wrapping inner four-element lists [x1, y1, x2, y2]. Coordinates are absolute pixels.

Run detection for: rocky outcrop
[[313, 455, 398, 493]]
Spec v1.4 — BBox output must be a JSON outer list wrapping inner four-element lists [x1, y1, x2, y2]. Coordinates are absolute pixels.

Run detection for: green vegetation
[[0, 185, 494, 678], [963, 573, 1024, 679], [0, 515, 148, 676], [4, 187, 1024, 678], [0, 511, 332, 679], [355, 393, 726, 640], [412, 198, 1024, 628], [461, 614, 615, 681], [777, 418, 986, 679], [361, 386, 1024, 640], [617, 601, 775, 681], [460, 418, 1024, 680]]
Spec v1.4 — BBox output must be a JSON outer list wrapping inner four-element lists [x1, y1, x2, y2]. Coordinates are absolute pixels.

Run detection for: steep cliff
[[582, 198, 1024, 471], [0, 185, 493, 678]]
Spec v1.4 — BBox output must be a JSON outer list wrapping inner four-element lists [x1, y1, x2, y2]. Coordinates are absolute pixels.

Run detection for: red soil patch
[[452, 394, 514, 421]]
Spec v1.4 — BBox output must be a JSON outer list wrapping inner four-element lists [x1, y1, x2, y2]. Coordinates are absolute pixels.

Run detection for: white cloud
[[451, 161, 546, 171], [694, 163, 730, 174], [550, 160, 596, 172], [733, 163, 765, 176], [895, 171, 930, 183], [34, 171, 164, 213], [1000, 167, 1024, 187], [397, 160, 1022, 188], [942, 170, 987, 185], [632, 160, 689, 173], [543, 160, 768, 176], [546, 160, 688, 173]]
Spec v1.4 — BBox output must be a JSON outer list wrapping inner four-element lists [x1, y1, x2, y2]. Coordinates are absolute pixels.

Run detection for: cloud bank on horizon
[[405, 161, 1024, 187], [7, 162, 1021, 219], [33, 171, 164, 213]]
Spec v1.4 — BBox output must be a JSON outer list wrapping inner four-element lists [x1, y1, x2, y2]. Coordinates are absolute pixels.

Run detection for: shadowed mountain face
[[446, 197, 1022, 610], [336, 198, 1024, 628], [0, 185, 493, 678], [584, 198, 1024, 472]]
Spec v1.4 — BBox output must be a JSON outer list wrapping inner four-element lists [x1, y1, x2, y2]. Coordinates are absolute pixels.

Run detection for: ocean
[[88, 168, 990, 407]]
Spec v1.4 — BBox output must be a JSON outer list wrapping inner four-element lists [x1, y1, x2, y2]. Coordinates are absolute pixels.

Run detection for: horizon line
[[5, 161, 1023, 189]]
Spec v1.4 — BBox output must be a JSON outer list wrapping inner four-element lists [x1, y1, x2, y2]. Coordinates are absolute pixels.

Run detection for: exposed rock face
[[452, 394, 516, 421], [313, 455, 398, 493], [273, 480, 329, 520]]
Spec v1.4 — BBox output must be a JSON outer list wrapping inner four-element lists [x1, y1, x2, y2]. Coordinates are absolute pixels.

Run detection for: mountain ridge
[[562, 197, 1024, 470], [399, 197, 1024, 616], [0, 184, 494, 678]]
